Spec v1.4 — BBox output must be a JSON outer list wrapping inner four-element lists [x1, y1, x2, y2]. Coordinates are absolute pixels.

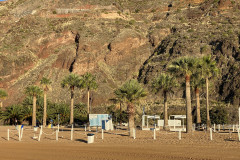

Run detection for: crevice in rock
[[107, 43, 111, 51], [69, 33, 80, 72]]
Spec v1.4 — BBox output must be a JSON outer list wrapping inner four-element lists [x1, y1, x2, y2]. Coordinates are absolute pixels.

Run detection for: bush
[[200, 105, 229, 125], [1, 96, 88, 126], [135, 9, 140, 13], [210, 106, 229, 124], [129, 20, 136, 25], [106, 105, 128, 124]]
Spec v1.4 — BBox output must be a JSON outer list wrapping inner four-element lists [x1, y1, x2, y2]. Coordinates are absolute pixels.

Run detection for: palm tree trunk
[[120, 102, 122, 126], [0, 101, 2, 108], [186, 75, 192, 133], [32, 96, 37, 127], [43, 91, 47, 127], [87, 90, 90, 114], [196, 87, 201, 129], [206, 77, 211, 130], [163, 91, 169, 130], [70, 89, 74, 125], [128, 102, 135, 137]]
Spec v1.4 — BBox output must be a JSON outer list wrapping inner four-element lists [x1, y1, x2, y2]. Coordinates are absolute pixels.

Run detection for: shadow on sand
[[76, 139, 88, 143]]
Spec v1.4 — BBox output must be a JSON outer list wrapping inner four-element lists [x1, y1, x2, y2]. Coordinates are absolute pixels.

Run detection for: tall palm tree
[[114, 79, 147, 137], [200, 55, 219, 130], [61, 73, 82, 125], [191, 74, 205, 129], [82, 72, 98, 114], [152, 73, 179, 130], [25, 85, 43, 126], [168, 56, 198, 133], [0, 89, 8, 108], [40, 77, 52, 127]]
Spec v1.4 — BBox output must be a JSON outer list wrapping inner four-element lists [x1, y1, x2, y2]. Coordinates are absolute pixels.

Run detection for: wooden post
[[238, 128, 240, 141], [133, 128, 136, 139], [21, 127, 23, 140], [102, 129, 104, 140], [40, 126, 43, 135], [238, 107, 240, 128], [70, 129, 73, 141], [56, 131, 58, 141], [7, 129, 9, 141], [153, 129, 156, 140], [58, 124, 60, 132], [147, 118, 148, 128], [179, 130, 181, 140], [210, 128, 213, 141], [174, 119, 176, 130], [18, 128, 21, 141], [214, 124, 216, 132], [38, 132, 42, 142]]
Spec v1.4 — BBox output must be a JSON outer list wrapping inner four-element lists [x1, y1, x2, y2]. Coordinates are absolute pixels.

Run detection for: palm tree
[[47, 103, 70, 125], [168, 56, 198, 133], [114, 79, 147, 137], [152, 73, 179, 130], [40, 77, 52, 127], [2, 104, 23, 125], [191, 74, 205, 129], [109, 96, 124, 125], [22, 105, 33, 125], [61, 73, 82, 125], [200, 55, 219, 130], [82, 72, 98, 114], [0, 89, 8, 108], [25, 85, 43, 126]]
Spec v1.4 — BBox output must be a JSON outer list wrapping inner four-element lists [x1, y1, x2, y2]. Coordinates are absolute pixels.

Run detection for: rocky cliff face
[[0, 0, 239, 107]]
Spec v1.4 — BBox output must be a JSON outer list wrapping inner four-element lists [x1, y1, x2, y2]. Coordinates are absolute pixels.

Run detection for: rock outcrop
[[0, 0, 239, 107]]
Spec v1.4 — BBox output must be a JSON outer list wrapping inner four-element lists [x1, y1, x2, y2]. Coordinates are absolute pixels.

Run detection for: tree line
[[0, 55, 219, 135], [113, 55, 218, 136], [0, 72, 97, 127]]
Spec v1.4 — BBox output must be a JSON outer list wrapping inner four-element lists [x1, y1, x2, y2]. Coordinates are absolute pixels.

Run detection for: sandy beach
[[0, 126, 239, 160]]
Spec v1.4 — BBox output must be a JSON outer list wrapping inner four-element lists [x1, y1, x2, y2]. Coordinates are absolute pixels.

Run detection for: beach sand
[[0, 126, 239, 160]]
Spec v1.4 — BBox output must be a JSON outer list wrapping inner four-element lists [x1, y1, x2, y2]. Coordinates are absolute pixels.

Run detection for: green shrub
[[151, 9, 156, 13], [135, 9, 140, 13], [200, 105, 229, 125], [210, 106, 229, 124], [129, 20, 136, 25]]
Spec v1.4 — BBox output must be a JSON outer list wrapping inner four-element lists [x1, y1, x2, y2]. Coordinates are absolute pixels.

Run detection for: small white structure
[[102, 119, 113, 131], [158, 119, 181, 127], [169, 115, 186, 132], [142, 115, 160, 130]]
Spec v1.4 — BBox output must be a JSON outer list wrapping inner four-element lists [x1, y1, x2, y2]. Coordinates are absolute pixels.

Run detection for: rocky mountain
[[0, 0, 239, 107]]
